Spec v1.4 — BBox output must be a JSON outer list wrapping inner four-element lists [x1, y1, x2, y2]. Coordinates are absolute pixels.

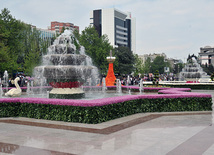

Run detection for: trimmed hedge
[[0, 97, 212, 124]]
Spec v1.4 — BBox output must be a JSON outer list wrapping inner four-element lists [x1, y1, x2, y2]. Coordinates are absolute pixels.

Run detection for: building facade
[[138, 53, 168, 64], [49, 21, 79, 34], [90, 8, 136, 53], [37, 28, 55, 41], [198, 46, 214, 66], [30, 25, 55, 41]]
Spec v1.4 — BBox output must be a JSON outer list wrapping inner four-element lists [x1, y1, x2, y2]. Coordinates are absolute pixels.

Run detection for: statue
[[5, 77, 22, 97]]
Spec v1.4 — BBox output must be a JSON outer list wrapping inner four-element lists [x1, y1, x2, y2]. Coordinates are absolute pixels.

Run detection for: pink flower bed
[[0, 87, 211, 107]]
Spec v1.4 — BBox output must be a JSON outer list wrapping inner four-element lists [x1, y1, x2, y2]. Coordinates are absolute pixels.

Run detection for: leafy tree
[[0, 42, 17, 76], [142, 57, 152, 74], [0, 8, 26, 61], [0, 8, 51, 76], [60, 27, 65, 34], [78, 26, 112, 74], [201, 64, 214, 75], [114, 46, 135, 75], [133, 54, 144, 76], [153, 70, 159, 85], [23, 27, 44, 75], [0, 8, 21, 75], [150, 56, 170, 74], [173, 63, 184, 74], [71, 29, 81, 51]]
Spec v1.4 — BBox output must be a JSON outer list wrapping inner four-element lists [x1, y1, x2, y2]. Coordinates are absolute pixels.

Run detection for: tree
[[23, 27, 44, 75], [142, 57, 152, 74], [0, 8, 51, 76], [133, 54, 144, 76], [114, 46, 135, 75], [0, 42, 17, 76], [0, 8, 21, 75], [150, 56, 170, 74], [78, 26, 112, 74], [60, 27, 65, 34], [201, 64, 214, 75], [173, 63, 184, 74]]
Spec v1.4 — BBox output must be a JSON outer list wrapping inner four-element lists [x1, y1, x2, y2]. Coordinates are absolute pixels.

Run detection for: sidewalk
[[0, 111, 213, 155]]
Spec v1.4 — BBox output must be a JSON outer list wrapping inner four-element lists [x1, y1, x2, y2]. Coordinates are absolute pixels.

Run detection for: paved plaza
[[0, 90, 214, 155]]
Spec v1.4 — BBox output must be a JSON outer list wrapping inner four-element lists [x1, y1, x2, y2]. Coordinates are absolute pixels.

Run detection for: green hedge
[[0, 97, 212, 124]]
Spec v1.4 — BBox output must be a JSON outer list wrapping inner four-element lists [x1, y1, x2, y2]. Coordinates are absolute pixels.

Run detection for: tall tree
[[23, 27, 43, 75], [142, 57, 152, 74], [114, 46, 135, 75], [0, 8, 51, 76], [133, 54, 144, 76], [0, 8, 21, 75], [150, 56, 170, 74], [78, 26, 112, 74], [0, 42, 17, 76]]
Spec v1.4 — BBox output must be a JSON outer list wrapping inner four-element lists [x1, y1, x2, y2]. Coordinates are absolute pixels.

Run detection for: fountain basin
[[0, 87, 212, 124], [34, 65, 94, 80], [49, 88, 85, 99], [34, 65, 95, 99]]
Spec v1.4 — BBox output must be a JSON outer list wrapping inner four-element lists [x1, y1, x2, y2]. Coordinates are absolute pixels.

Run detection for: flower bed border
[[0, 87, 212, 124], [145, 82, 214, 90]]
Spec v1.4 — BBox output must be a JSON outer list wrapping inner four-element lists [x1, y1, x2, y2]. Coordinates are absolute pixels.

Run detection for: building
[[29, 25, 55, 42], [90, 8, 136, 53], [198, 46, 214, 66], [138, 53, 168, 64], [49, 21, 79, 34], [37, 28, 55, 41]]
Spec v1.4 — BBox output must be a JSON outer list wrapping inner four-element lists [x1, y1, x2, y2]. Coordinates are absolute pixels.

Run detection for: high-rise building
[[49, 21, 79, 34], [90, 8, 136, 53]]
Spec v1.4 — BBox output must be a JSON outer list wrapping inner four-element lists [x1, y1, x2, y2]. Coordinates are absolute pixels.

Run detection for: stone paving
[[0, 90, 213, 155]]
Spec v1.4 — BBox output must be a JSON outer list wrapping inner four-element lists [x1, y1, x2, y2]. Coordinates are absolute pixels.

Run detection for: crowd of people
[[116, 73, 178, 86], [8, 73, 28, 87], [2, 71, 179, 88]]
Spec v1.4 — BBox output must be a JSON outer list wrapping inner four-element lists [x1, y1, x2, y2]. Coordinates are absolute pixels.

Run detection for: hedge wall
[[0, 97, 212, 124]]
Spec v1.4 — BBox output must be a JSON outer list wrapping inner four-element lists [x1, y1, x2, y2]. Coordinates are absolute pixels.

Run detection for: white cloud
[[1, 0, 214, 60]]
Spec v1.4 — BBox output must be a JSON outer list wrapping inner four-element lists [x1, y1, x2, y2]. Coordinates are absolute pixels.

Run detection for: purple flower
[[0, 87, 211, 107]]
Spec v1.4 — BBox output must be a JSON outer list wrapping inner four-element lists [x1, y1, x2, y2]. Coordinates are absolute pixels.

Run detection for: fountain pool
[[0, 31, 212, 124]]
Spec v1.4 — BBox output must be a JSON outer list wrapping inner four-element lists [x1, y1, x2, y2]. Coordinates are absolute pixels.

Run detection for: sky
[[1, 0, 214, 62]]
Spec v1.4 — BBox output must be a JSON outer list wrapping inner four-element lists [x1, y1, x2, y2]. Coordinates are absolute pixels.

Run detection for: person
[[9, 78, 15, 87]]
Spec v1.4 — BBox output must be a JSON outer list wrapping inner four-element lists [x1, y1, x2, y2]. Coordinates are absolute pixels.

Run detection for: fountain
[[0, 82, 2, 98], [116, 79, 122, 94], [26, 82, 31, 95], [102, 77, 107, 93], [179, 57, 209, 82], [139, 79, 143, 94], [3, 70, 8, 92], [34, 30, 98, 99]]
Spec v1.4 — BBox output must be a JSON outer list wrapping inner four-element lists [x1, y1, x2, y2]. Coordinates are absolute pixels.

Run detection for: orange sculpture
[[105, 50, 116, 86]]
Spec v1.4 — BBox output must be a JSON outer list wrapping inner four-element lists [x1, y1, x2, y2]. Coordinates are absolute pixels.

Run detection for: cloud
[[1, 0, 214, 60]]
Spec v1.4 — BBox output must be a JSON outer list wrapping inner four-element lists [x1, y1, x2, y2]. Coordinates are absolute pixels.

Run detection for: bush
[[0, 97, 212, 124]]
